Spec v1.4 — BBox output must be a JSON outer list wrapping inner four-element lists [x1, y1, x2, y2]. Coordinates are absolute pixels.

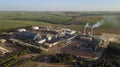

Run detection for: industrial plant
[[0, 23, 120, 61]]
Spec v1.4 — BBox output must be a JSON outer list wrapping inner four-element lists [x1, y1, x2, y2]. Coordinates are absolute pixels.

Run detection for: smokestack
[[91, 28, 94, 37], [84, 27, 87, 35], [84, 23, 90, 35], [91, 22, 102, 36]]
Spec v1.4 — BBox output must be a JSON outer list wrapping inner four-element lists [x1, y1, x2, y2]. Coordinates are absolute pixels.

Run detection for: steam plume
[[85, 23, 91, 28], [92, 22, 103, 28]]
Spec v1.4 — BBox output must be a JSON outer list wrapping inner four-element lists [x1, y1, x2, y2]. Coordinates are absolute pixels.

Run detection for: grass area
[[0, 19, 119, 34], [0, 12, 120, 34], [0, 20, 50, 30], [0, 12, 120, 25], [0, 12, 72, 24]]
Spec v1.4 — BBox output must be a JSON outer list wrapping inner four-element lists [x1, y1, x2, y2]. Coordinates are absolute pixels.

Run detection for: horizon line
[[0, 10, 120, 12]]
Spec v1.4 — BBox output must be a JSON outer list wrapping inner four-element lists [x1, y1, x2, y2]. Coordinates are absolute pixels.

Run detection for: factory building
[[58, 28, 76, 36], [78, 35, 101, 51], [65, 30, 76, 36], [18, 31, 46, 44], [76, 24, 102, 51]]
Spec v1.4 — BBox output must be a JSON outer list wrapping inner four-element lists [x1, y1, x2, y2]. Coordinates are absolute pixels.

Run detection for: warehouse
[[18, 31, 42, 44]]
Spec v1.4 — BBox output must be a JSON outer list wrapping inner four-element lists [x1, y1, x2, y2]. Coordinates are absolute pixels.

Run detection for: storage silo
[[32, 26, 39, 30]]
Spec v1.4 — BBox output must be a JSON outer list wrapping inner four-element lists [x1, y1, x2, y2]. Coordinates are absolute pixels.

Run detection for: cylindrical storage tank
[[18, 29, 26, 32], [32, 26, 39, 30], [47, 36, 52, 41]]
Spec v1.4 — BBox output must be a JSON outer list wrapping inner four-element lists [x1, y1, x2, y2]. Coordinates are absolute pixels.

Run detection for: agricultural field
[[0, 12, 120, 34], [0, 12, 72, 24], [0, 20, 50, 30]]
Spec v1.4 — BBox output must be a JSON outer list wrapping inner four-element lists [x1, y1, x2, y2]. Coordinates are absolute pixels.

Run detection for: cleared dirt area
[[45, 40, 98, 59], [61, 40, 97, 59], [47, 46, 62, 54]]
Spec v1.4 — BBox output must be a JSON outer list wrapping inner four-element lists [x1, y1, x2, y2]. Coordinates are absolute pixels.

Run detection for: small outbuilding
[[18, 29, 26, 32], [0, 39, 6, 43]]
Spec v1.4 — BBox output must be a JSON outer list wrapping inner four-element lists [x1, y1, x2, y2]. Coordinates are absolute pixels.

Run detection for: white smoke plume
[[92, 22, 103, 28], [91, 15, 118, 28], [103, 15, 119, 26], [85, 23, 91, 28], [85, 15, 118, 29]]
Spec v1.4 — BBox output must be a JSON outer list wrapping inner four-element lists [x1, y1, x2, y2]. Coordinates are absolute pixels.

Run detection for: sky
[[0, 0, 120, 11]]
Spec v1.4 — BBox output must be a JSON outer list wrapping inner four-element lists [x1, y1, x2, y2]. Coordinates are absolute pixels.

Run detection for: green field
[[0, 12, 72, 24], [0, 12, 120, 34], [0, 20, 50, 30]]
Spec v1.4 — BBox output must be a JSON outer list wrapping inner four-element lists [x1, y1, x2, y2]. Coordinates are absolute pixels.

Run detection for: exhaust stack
[[84, 28, 87, 35], [84, 23, 90, 35], [91, 28, 94, 37]]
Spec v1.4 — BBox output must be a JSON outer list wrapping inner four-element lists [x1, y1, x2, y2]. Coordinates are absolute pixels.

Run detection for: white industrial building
[[44, 42, 58, 48], [32, 26, 39, 30], [37, 39, 46, 44], [18, 28, 26, 32]]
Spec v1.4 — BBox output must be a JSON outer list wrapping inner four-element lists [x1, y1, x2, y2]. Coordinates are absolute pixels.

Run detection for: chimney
[[91, 28, 94, 37], [84, 27, 87, 35]]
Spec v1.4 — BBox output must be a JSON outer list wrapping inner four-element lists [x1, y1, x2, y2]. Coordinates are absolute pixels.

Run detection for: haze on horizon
[[0, 0, 120, 11]]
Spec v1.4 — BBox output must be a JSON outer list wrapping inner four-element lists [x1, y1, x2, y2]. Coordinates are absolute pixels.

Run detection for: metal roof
[[18, 31, 37, 40]]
